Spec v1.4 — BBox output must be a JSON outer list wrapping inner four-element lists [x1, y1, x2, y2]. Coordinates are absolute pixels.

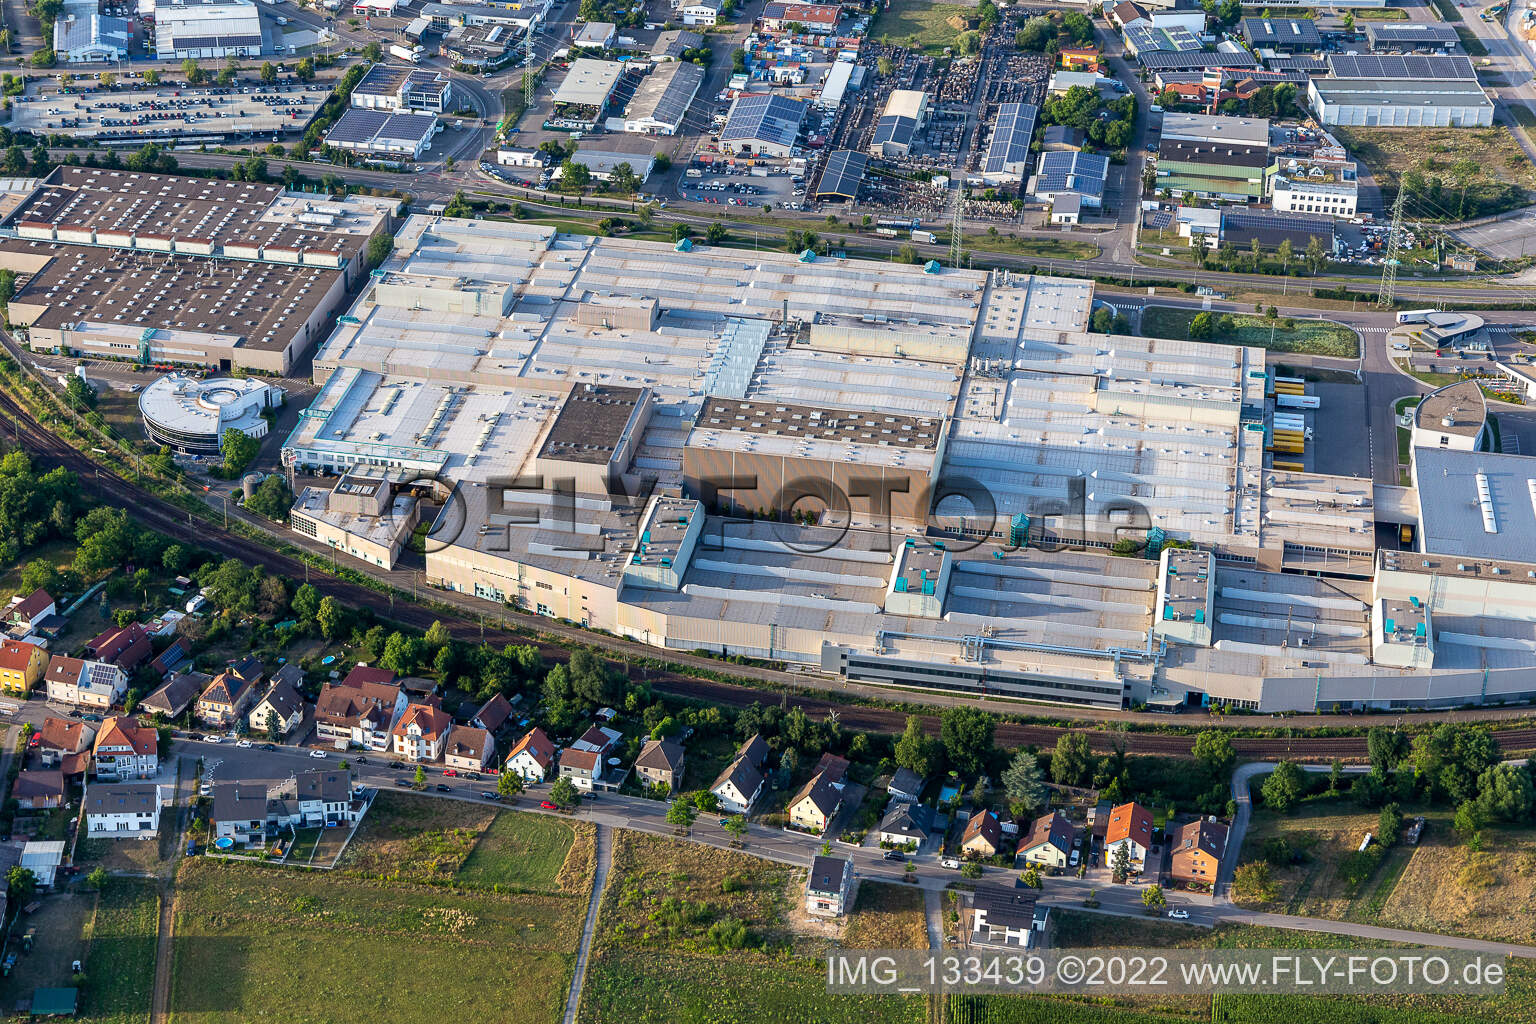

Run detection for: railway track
[[6, 385, 1536, 761]]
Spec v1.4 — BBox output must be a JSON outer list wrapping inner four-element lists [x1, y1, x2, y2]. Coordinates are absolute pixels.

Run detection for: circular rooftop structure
[[139, 373, 285, 456], [1412, 379, 1488, 454]]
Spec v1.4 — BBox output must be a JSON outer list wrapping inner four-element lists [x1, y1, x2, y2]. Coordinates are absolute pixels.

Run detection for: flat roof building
[[0, 168, 395, 374], [613, 61, 704, 135], [325, 108, 439, 158], [1309, 77, 1493, 128], [1239, 16, 1320, 51], [55, 12, 129, 62], [154, 0, 263, 59], [140, 374, 284, 456], [552, 58, 625, 111], [1364, 22, 1459, 52], [979, 102, 1038, 183], [350, 65, 455, 115]]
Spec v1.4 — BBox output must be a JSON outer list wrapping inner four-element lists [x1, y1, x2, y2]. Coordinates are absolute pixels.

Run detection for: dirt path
[[561, 823, 613, 1024], [148, 881, 174, 1024]]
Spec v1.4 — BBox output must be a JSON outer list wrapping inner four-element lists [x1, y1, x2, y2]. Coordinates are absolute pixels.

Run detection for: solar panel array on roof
[[171, 32, 261, 48], [816, 150, 868, 199], [872, 114, 916, 149], [1327, 54, 1475, 79], [1221, 210, 1332, 233], [626, 61, 703, 129], [1035, 150, 1109, 199], [719, 93, 806, 149], [326, 108, 436, 148], [1145, 209, 1174, 230], [1365, 22, 1458, 44], [983, 102, 1038, 176], [1162, 25, 1202, 51], [1265, 55, 1329, 73], [1138, 49, 1258, 69]]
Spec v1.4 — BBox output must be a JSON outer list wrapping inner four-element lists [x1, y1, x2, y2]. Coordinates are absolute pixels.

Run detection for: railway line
[[5, 383, 1536, 760]]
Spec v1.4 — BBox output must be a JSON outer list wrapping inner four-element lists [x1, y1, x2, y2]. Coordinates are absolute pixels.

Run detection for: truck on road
[[390, 43, 424, 63]]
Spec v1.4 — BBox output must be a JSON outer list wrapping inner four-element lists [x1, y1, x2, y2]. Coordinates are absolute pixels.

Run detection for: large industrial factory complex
[[0, 168, 398, 374], [264, 214, 1536, 716]]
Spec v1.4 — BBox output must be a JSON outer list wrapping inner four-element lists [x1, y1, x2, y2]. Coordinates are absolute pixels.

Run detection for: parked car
[[443, 768, 458, 776], [236, 739, 252, 748], [481, 791, 500, 801], [435, 783, 452, 793], [883, 850, 905, 861], [1167, 909, 1190, 920], [940, 857, 960, 869], [258, 743, 276, 751], [540, 799, 558, 810], [394, 778, 412, 787], [309, 750, 327, 759], [1069, 849, 1081, 867]]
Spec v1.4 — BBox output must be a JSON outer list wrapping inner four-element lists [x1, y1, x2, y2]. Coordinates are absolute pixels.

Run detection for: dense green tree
[[1001, 750, 1046, 815], [1261, 760, 1306, 814], [1051, 732, 1093, 787], [894, 715, 933, 779], [940, 707, 994, 777]]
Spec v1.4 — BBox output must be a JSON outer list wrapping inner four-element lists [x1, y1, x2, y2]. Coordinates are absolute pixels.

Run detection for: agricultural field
[[1331, 126, 1536, 220], [0, 881, 158, 1024], [1139, 306, 1359, 358], [168, 852, 584, 1024], [578, 831, 927, 1024], [870, 0, 976, 52]]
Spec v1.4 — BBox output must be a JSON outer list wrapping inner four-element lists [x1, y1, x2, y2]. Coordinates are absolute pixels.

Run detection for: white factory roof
[[139, 373, 280, 435], [553, 58, 625, 107], [1413, 447, 1536, 563]]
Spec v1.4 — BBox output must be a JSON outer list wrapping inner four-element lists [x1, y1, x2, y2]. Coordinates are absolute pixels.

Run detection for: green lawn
[[1350, 6, 1410, 16], [168, 858, 579, 1024], [456, 810, 577, 893], [1139, 306, 1360, 357], [78, 880, 160, 1024], [869, 0, 974, 52], [968, 233, 1101, 261]]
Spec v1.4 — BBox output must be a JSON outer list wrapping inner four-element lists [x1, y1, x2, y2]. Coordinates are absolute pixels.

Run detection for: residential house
[[140, 670, 209, 720], [877, 801, 934, 849], [92, 716, 158, 781], [760, 0, 838, 34], [150, 637, 191, 676], [196, 658, 265, 728], [84, 782, 167, 838], [248, 670, 306, 738], [787, 753, 850, 835], [887, 767, 924, 804], [342, 664, 396, 688], [33, 717, 95, 775], [1105, 801, 1155, 874], [314, 677, 407, 751], [391, 703, 454, 762], [0, 640, 47, 697], [444, 726, 495, 772], [6, 589, 55, 634], [44, 655, 127, 709], [86, 622, 152, 672], [1170, 817, 1228, 886], [679, 0, 719, 25], [212, 782, 271, 846], [14, 769, 65, 810], [710, 734, 770, 815], [968, 886, 1049, 950], [633, 738, 685, 793], [505, 726, 556, 783], [471, 693, 513, 735], [286, 770, 362, 827], [1017, 812, 1075, 870], [558, 724, 623, 791], [805, 854, 854, 917], [19, 841, 64, 888], [961, 810, 1004, 859]]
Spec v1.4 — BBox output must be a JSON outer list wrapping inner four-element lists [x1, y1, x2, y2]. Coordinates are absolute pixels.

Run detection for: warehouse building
[[1308, 76, 1493, 127], [612, 60, 703, 135], [1028, 150, 1109, 208], [551, 58, 625, 124], [719, 92, 806, 157], [280, 212, 1536, 713], [1156, 113, 1270, 200], [0, 168, 395, 374], [978, 102, 1038, 184], [1364, 23, 1459, 52], [154, 0, 264, 59], [350, 65, 455, 115], [443, 23, 515, 70], [325, 108, 439, 159], [565, 137, 657, 182], [55, 11, 130, 63]]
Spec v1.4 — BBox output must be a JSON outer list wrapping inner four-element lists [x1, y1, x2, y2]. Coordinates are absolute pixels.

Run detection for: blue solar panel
[[983, 102, 1038, 175], [1327, 54, 1474, 79], [872, 114, 916, 149], [720, 93, 806, 149], [1035, 151, 1109, 199], [816, 150, 867, 199]]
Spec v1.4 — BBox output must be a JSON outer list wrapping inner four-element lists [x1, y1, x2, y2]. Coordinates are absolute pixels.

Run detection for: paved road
[[561, 823, 611, 1024]]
